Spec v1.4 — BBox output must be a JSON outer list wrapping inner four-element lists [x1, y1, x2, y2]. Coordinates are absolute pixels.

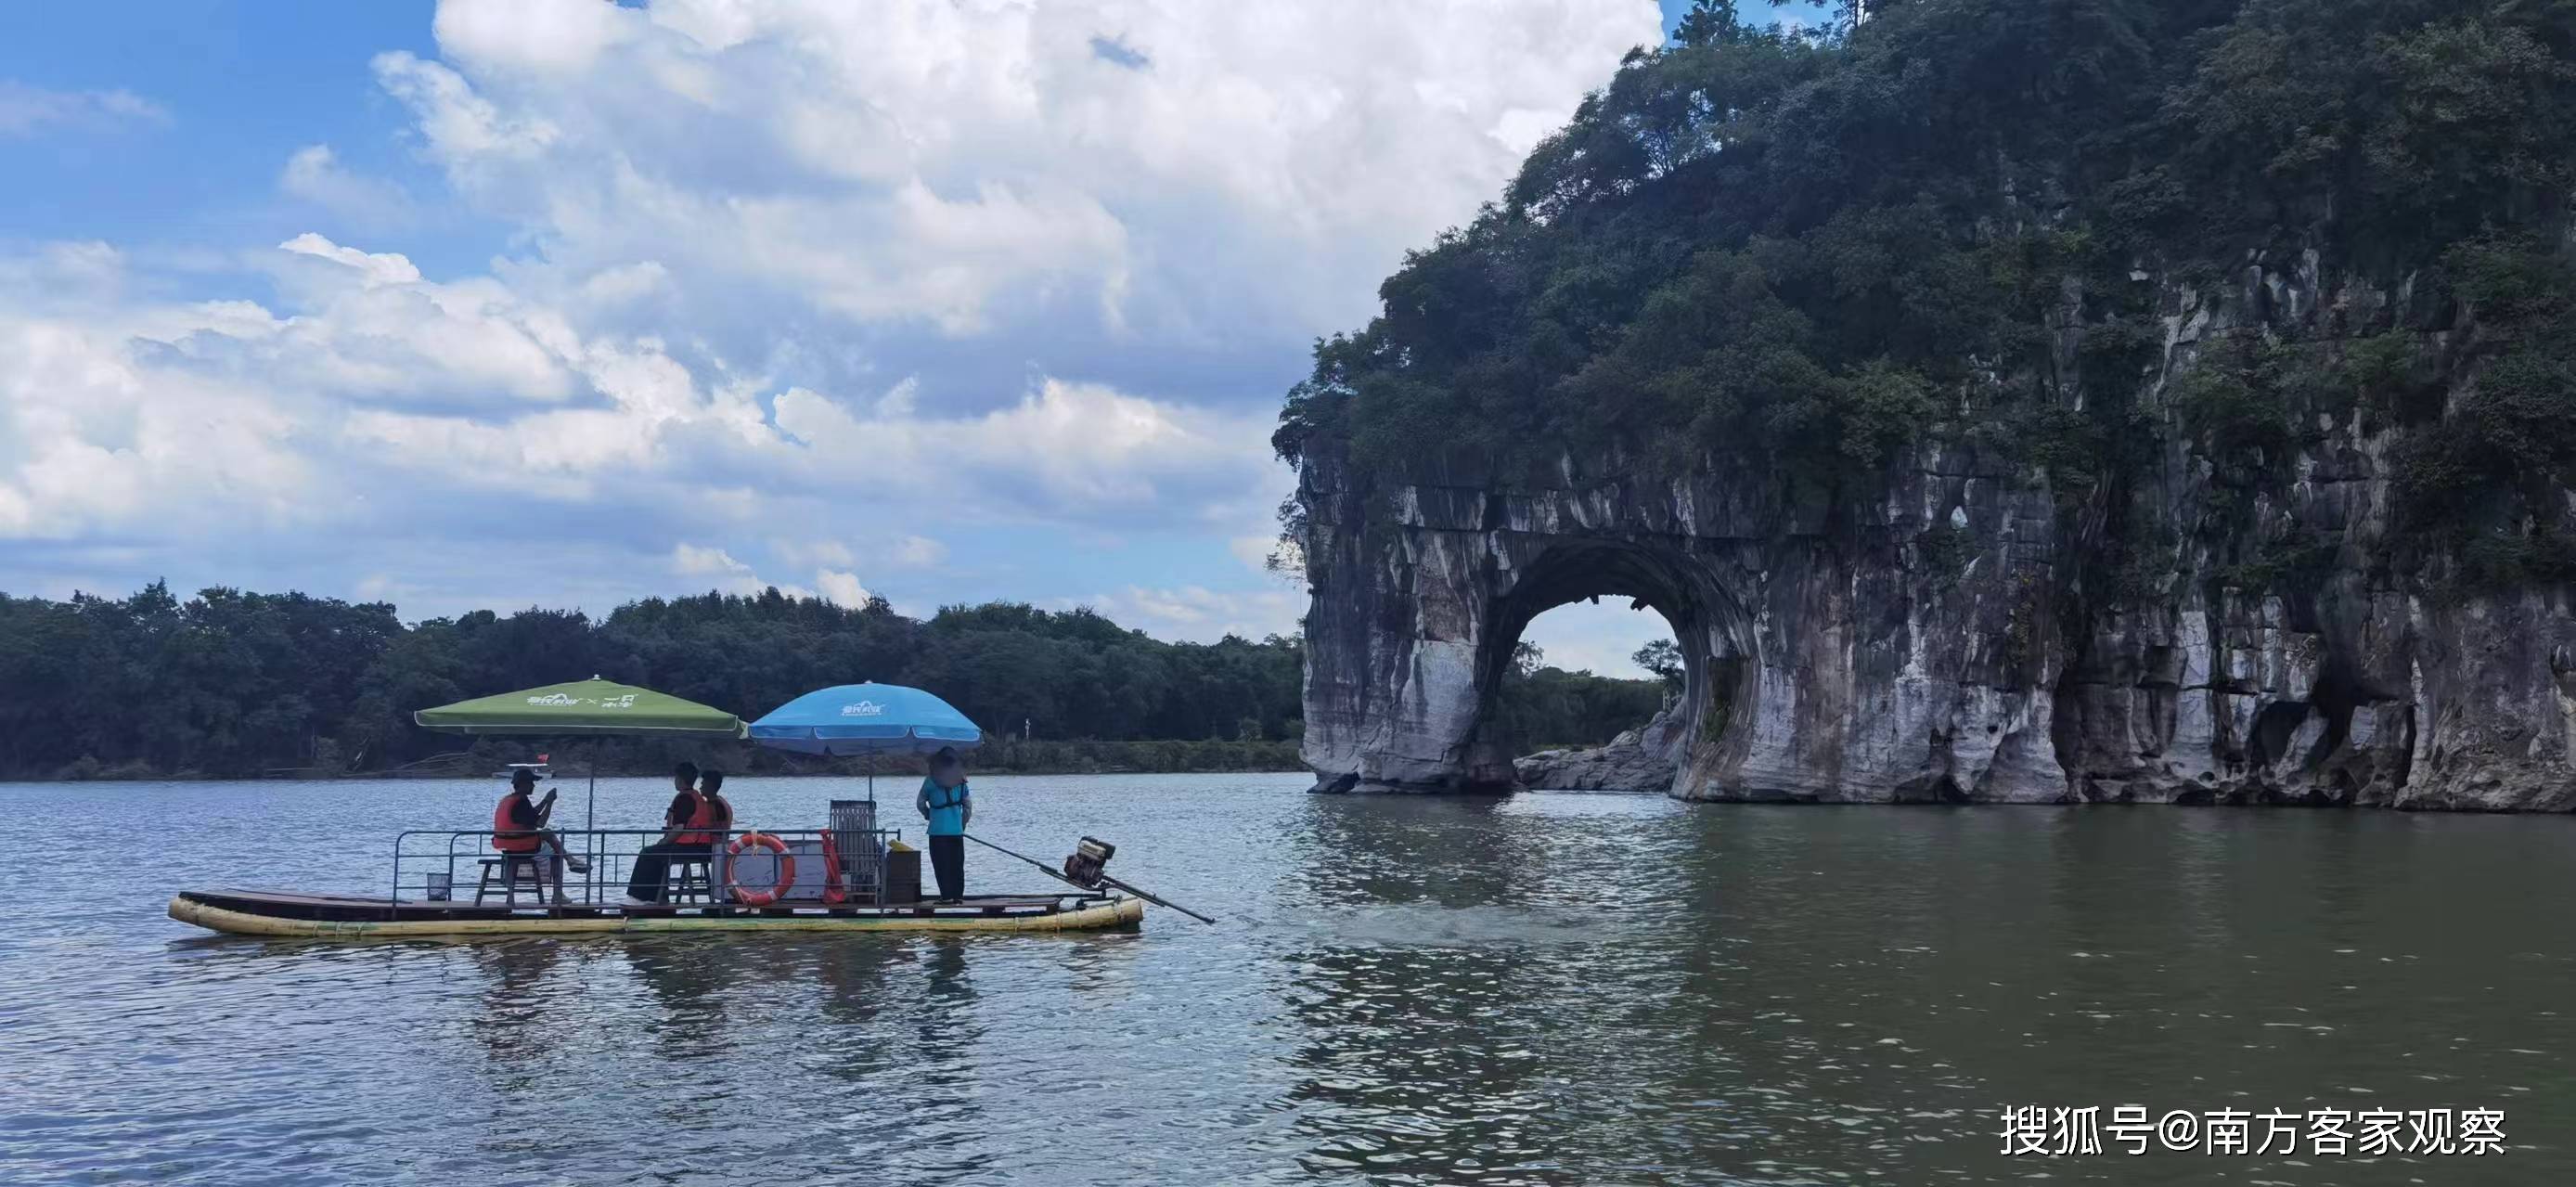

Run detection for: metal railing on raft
[[390, 826, 901, 909]]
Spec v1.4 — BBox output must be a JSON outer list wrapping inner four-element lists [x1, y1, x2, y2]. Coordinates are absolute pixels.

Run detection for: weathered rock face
[[1295, 264, 2576, 811], [1514, 698, 1688, 792]]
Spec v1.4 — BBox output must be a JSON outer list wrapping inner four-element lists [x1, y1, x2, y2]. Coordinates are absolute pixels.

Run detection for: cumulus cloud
[[0, 232, 1280, 601], [670, 543, 750, 575], [1082, 583, 1303, 644], [280, 145, 418, 228], [0, 0, 1660, 632], [892, 535, 945, 568], [768, 377, 1272, 520], [367, 0, 1661, 404], [775, 539, 855, 569], [665, 541, 867, 606], [815, 568, 870, 606], [0, 318, 311, 541], [1229, 534, 1279, 574], [251, 234, 586, 410], [0, 81, 166, 136], [1518, 599, 1677, 678], [277, 232, 422, 286]]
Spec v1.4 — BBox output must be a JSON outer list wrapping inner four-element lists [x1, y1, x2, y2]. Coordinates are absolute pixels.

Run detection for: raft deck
[[171, 887, 1145, 937]]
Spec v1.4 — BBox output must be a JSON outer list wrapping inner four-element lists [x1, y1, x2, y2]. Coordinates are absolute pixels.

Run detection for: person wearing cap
[[491, 768, 588, 906], [915, 747, 972, 902]]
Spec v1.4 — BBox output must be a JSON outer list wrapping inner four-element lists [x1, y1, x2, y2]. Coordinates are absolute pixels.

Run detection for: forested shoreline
[[0, 583, 1661, 781]]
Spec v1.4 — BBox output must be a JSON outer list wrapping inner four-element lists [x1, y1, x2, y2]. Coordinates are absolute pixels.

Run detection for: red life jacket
[[676, 792, 728, 845], [492, 793, 540, 853]]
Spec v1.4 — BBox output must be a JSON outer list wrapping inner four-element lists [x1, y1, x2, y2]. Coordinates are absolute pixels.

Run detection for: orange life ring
[[724, 832, 796, 906]]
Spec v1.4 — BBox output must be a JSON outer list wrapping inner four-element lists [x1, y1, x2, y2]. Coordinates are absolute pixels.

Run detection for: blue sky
[[0, 1, 1828, 676]]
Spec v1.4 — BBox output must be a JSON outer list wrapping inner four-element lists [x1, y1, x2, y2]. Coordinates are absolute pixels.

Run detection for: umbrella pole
[[586, 764, 597, 905]]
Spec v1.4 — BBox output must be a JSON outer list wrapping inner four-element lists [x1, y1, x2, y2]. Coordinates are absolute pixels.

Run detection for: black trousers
[[929, 834, 965, 900], [626, 841, 711, 901]]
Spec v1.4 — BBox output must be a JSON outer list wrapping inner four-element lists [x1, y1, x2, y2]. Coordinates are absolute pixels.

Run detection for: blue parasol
[[748, 682, 983, 800]]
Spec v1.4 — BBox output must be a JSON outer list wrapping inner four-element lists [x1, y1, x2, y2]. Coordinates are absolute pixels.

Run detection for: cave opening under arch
[[1460, 543, 1757, 794]]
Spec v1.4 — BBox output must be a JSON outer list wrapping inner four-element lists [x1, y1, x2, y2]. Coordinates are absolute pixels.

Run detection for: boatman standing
[[917, 747, 972, 903]]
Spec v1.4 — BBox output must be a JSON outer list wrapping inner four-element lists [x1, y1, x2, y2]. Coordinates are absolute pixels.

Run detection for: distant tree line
[[0, 583, 1663, 780], [1495, 640, 1674, 753]]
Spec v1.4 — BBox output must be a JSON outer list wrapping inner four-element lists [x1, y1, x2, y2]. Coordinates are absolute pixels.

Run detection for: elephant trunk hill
[[1277, 0, 2576, 810]]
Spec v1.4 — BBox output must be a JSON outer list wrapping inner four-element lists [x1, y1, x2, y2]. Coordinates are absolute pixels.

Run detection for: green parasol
[[415, 677, 747, 903], [415, 677, 749, 738]]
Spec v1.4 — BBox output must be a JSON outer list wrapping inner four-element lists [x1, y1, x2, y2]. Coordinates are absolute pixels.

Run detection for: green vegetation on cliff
[[1274, 0, 2576, 584], [0, 584, 1663, 779]]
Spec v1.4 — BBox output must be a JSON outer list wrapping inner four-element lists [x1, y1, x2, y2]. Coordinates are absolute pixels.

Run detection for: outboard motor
[[1062, 836, 1115, 888]]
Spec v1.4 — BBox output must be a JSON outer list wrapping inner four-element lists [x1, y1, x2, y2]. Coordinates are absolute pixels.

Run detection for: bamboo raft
[[168, 798, 1198, 941], [170, 887, 1144, 938]]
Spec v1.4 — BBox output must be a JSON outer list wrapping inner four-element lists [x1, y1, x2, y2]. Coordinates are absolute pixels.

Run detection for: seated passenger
[[623, 762, 728, 906], [696, 768, 734, 845], [492, 768, 589, 905]]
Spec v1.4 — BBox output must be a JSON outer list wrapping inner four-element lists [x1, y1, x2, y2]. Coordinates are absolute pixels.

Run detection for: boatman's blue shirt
[[921, 778, 969, 836]]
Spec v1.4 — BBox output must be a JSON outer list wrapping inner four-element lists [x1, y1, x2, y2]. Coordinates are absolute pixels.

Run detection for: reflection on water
[[0, 773, 2570, 1184]]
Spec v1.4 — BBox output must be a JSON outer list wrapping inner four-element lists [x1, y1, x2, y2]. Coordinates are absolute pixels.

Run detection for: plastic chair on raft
[[476, 854, 547, 905], [663, 856, 715, 905]]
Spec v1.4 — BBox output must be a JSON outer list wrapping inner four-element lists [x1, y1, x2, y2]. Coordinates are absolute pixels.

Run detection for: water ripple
[[0, 776, 2569, 1183]]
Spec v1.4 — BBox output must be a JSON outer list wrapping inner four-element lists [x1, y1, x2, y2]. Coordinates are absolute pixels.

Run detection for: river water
[[0, 774, 2568, 1184]]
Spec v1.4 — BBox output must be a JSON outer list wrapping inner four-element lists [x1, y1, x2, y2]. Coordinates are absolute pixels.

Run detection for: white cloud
[[0, 0, 1661, 641], [371, 52, 558, 164], [0, 82, 167, 137], [1518, 599, 1675, 677], [670, 542, 750, 575], [433, 0, 638, 76], [577, 261, 671, 308], [875, 379, 920, 419], [892, 535, 945, 568], [775, 539, 855, 569], [815, 568, 869, 606], [367, 0, 1660, 361], [0, 320, 309, 540], [248, 239, 584, 411], [777, 535, 940, 574], [0, 232, 1281, 552], [767, 376, 1273, 521], [1083, 583, 1301, 643], [1229, 534, 1278, 574], [664, 541, 831, 601], [278, 232, 422, 287], [280, 145, 417, 227]]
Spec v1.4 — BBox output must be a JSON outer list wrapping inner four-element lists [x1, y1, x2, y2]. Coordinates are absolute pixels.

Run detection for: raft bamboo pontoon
[[169, 887, 1143, 938], [169, 806, 1153, 939]]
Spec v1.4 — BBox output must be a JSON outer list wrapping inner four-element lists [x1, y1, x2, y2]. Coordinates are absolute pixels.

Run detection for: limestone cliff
[[1294, 263, 2576, 811], [1281, 1, 2576, 810]]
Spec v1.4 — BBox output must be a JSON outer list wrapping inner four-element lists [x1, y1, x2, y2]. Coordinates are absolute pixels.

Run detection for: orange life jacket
[[676, 792, 728, 845], [492, 793, 541, 853]]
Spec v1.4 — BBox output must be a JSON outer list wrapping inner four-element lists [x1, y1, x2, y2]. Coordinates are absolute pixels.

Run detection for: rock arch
[[1464, 542, 1753, 795]]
